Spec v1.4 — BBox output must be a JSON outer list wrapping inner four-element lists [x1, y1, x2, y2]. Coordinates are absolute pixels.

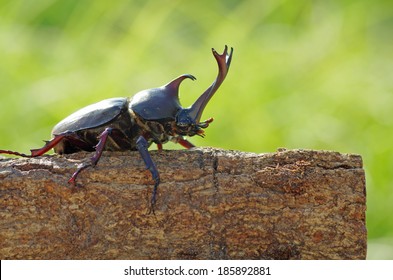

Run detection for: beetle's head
[[175, 45, 233, 137], [175, 111, 214, 137]]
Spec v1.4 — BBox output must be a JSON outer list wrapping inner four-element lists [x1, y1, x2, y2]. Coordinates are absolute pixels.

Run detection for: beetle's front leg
[[136, 136, 160, 210], [171, 136, 195, 149]]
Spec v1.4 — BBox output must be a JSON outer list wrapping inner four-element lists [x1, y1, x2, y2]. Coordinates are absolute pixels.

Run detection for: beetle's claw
[[149, 201, 156, 215], [68, 162, 91, 185], [68, 177, 75, 184]]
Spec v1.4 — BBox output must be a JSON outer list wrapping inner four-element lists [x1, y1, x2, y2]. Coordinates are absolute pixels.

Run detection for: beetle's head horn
[[175, 45, 233, 137]]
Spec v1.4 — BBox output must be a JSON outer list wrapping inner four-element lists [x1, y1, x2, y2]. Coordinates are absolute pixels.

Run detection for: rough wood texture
[[0, 148, 366, 259]]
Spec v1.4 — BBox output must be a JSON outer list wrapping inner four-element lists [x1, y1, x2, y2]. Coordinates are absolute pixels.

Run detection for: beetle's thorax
[[129, 109, 175, 145]]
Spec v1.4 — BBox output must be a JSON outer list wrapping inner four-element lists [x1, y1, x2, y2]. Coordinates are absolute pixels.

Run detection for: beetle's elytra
[[0, 46, 233, 209]]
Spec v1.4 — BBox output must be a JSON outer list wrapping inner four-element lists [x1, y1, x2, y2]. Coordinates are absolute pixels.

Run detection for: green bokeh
[[1, 0, 392, 259]]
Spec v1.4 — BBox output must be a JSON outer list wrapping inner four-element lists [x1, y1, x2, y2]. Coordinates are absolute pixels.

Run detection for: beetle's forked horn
[[188, 45, 233, 123]]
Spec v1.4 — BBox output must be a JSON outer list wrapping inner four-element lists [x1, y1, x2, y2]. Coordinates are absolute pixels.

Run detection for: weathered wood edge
[[0, 148, 367, 259]]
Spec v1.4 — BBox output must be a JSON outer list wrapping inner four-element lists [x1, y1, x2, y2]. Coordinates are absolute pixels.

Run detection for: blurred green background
[[0, 0, 392, 259]]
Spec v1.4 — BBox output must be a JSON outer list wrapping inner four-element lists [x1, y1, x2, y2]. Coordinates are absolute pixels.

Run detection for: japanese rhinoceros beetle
[[0, 45, 233, 208]]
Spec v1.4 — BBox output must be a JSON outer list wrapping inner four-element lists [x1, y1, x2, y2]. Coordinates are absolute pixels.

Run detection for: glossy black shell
[[52, 98, 128, 135], [129, 74, 196, 121], [129, 87, 181, 121]]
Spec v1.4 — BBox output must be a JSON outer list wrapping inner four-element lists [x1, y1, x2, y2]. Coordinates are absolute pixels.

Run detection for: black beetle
[[1, 45, 233, 208]]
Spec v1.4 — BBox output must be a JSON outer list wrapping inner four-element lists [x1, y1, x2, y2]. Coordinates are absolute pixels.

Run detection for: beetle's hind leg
[[0, 133, 69, 157], [68, 127, 112, 184]]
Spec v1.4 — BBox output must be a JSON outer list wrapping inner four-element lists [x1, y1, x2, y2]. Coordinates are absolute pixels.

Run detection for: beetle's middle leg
[[136, 135, 160, 210], [68, 127, 112, 184]]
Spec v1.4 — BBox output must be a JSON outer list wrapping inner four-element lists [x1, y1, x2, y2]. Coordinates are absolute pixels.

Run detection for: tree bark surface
[[0, 148, 366, 259]]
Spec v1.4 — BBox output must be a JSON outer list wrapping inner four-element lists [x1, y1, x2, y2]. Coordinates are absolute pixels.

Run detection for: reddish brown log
[[0, 148, 366, 259]]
